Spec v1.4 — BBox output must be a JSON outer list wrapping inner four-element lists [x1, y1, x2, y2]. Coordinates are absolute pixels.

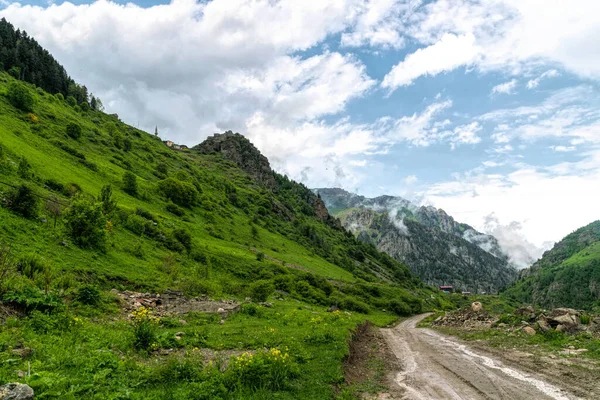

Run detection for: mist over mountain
[[315, 188, 518, 293]]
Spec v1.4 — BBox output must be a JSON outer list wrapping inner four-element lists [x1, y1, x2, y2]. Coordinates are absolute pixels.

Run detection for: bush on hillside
[[249, 280, 274, 302], [122, 171, 139, 197], [123, 138, 132, 152], [66, 95, 77, 107], [5, 184, 38, 218], [17, 253, 50, 280], [99, 184, 117, 215], [75, 285, 101, 306], [17, 157, 33, 179], [172, 228, 192, 252], [113, 132, 124, 149], [55, 93, 64, 101], [79, 102, 90, 112], [165, 202, 185, 217], [6, 82, 35, 112], [63, 198, 107, 250], [157, 178, 199, 208], [66, 123, 82, 140]]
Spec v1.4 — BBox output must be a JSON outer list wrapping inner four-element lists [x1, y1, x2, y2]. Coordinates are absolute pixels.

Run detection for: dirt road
[[379, 314, 584, 400]]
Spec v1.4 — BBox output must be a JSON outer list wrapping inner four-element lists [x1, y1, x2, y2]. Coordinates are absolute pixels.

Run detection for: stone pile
[[432, 303, 497, 329], [112, 289, 240, 318]]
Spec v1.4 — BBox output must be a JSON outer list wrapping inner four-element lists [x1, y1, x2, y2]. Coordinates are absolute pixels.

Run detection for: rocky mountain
[[504, 221, 600, 310], [194, 131, 330, 222], [315, 188, 517, 293]]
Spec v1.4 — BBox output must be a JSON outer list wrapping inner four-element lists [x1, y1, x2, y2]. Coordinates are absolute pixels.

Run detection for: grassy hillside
[[503, 221, 600, 311], [0, 72, 454, 399]]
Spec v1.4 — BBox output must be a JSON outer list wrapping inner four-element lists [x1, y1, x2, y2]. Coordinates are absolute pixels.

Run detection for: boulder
[[548, 308, 580, 330], [537, 317, 551, 332], [515, 306, 536, 320], [0, 383, 34, 400], [471, 302, 483, 312], [523, 326, 536, 336]]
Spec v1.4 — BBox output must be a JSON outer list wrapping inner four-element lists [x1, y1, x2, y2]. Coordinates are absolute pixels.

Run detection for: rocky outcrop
[[0, 383, 34, 400], [194, 131, 277, 189]]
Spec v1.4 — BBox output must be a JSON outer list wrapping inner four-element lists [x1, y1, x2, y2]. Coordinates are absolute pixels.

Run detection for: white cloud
[[527, 69, 560, 89], [424, 150, 600, 250], [381, 33, 479, 88], [550, 145, 576, 152], [382, 0, 600, 92], [404, 175, 418, 184], [481, 86, 600, 145], [445, 122, 482, 148], [491, 79, 517, 95], [381, 100, 453, 146], [341, 0, 418, 49]]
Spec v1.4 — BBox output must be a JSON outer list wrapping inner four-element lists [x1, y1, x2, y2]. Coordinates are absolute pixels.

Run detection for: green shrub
[[125, 214, 151, 236], [124, 137, 132, 152], [249, 280, 274, 303], [388, 299, 412, 316], [580, 314, 592, 325], [2, 287, 63, 313], [6, 82, 36, 112], [132, 307, 158, 351], [172, 228, 192, 251], [6, 184, 38, 218], [17, 157, 33, 179], [166, 202, 185, 217], [75, 285, 101, 305], [63, 198, 107, 250], [240, 303, 263, 317], [52, 140, 85, 159], [122, 171, 139, 197], [55, 93, 64, 101], [66, 122, 82, 139], [135, 207, 156, 221], [66, 95, 77, 107], [338, 297, 370, 314], [44, 179, 65, 192], [227, 348, 297, 391], [79, 102, 90, 112], [99, 184, 117, 215], [256, 252, 265, 261], [113, 131, 124, 149], [157, 178, 199, 208], [17, 254, 49, 280]]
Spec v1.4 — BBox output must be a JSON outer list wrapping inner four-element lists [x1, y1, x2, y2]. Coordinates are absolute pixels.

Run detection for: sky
[[1, 0, 599, 266]]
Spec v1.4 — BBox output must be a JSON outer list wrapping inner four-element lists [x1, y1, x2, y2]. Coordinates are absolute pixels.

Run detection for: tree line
[[0, 18, 102, 110]]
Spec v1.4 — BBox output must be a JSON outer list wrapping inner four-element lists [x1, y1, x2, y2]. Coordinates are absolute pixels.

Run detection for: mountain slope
[[0, 69, 460, 398], [315, 188, 517, 293], [504, 220, 600, 310]]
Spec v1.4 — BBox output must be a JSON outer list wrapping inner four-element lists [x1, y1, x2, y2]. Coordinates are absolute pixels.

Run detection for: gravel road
[[379, 314, 584, 400]]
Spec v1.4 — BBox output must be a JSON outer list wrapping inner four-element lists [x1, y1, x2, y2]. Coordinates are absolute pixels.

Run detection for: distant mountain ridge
[[314, 188, 517, 293]]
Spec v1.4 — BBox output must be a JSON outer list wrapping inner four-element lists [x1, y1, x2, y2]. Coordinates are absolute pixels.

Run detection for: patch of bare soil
[[0, 303, 22, 322], [112, 289, 240, 317], [343, 322, 402, 398]]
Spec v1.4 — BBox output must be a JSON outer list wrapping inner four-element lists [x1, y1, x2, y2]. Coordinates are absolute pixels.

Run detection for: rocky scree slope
[[315, 188, 517, 293], [504, 220, 600, 310]]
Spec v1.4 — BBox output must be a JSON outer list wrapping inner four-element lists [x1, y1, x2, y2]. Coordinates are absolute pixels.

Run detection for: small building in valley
[[439, 285, 454, 293]]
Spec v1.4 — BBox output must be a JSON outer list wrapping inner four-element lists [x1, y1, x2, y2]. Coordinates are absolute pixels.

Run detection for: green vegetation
[[0, 69, 453, 398], [503, 221, 600, 310]]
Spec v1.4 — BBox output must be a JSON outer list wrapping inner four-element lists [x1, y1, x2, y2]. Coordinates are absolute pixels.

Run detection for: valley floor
[[376, 314, 598, 400]]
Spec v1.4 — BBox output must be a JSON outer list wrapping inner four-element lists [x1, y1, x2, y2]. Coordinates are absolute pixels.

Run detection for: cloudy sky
[[2, 0, 599, 264]]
